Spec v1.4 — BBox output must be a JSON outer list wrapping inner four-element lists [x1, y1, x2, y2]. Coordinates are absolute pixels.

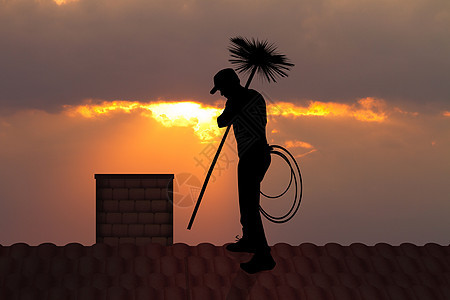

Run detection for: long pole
[[187, 67, 257, 230], [187, 125, 231, 229]]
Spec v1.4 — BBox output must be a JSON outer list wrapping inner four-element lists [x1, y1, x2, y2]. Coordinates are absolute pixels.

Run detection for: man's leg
[[240, 151, 276, 273], [226, 156, 256, 253]]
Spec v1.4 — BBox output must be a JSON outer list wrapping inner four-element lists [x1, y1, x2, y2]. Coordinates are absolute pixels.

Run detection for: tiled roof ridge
[[1, 241, 449, 248], [1, 241, 449, 261], [1, 242, 449, 300]]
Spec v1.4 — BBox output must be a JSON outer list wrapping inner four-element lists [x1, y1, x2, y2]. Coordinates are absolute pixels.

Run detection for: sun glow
[[142, 102, 222, 142], [64, 97, 388, 142], [64, 100, 223, 142]]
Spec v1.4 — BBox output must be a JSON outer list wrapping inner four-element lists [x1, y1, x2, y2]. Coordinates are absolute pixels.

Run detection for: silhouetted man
[[211, 68, 275, 273]]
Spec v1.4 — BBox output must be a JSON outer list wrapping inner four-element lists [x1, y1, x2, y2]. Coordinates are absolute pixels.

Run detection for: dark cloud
[[1, 0, 449, 112]]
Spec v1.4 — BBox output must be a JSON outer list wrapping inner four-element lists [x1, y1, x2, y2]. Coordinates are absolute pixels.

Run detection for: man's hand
[[217, 99, 235, 128]]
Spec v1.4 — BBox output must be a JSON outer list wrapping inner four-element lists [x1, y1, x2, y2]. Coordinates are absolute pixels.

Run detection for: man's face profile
[[218, 85, 233, 98]]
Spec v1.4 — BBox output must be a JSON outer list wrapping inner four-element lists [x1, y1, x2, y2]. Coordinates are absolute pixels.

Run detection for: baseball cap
[[210, 68, 240, 94]]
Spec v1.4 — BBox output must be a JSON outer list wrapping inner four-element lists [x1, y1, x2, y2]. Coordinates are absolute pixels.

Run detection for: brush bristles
[[228, 36, 294, 83]]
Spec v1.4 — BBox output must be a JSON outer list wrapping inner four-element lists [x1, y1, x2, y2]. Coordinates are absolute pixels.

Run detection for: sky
[[0, 0, 449, 246]]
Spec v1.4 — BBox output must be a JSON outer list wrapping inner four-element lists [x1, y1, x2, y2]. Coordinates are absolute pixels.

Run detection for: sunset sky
[[1, 0, 449, 246]]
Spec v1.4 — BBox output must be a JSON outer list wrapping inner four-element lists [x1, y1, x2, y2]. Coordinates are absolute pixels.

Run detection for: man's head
[[210, 68, 241, 98]]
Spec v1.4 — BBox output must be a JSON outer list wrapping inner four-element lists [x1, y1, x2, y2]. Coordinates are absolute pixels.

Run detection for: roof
[[0, 242, 449, 300]]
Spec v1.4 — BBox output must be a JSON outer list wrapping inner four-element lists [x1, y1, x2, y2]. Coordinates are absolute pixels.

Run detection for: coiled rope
[[260, 145, 303, 223]]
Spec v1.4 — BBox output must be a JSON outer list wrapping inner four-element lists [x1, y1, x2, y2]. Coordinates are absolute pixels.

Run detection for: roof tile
[[160, 256, 182, 276], [212, 255, 234, 276], [106, 257, 126, 276], [143, 243, 164, 259], [284, 272, 307, 288], [120, 273, 140, 290], [257, 272, 278, 289], [357, 284, 389, 300], [385, 285, 412, 300], [417, 272, 441, 289], [338, 272, 362, 289], [106, 286, 128, 300], [364, 272, 388, 290], [299, 242, 321, 258], [147, 273, 167, 289], [0, 257, 15, 277], [36, 243, 59, 260], [311, 272, 336, 289], [62, 273, 84, 290], [371, 256, 396, 275], [78, 286, 102, 300], [422, 256, 446, 274], [187, 256, 208, 277], [163, 286, 185, 300], [134, 287, 157, 300], [318, 255, 344, 274], [272, 242, 295, 259], [304, 285, 333, 300], [412, 284, 442, 300], [439, 285, 450, 300], [10, 243, 30, 259], [91, 273, 109, 290], [350, 243, 373, 259], [196, 242, 217, 259], [329, 285, 358, 300], [345, 256, 371, 276], [171, 243, 191, 259], [293, 256, 316, 275], [397, 256, 423, 274], [50, 256, 72, 277], [324, 242, 347, 260], [249, 285, 275, 300], [424, 243, 447, 259], [91, 243, 112, 259], [46, 287, 70, 300], [374, 242, 398, 259]]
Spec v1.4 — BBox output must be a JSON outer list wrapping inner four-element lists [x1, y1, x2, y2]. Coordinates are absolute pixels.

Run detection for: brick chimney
[[95, 174, 174, 246]]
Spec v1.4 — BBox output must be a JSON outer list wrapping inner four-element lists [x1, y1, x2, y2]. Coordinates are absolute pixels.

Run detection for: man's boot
[[240, 251, 276, 273]]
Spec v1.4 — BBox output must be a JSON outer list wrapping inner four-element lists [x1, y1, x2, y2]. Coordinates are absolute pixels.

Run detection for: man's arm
[[217, 100, 236, 128]]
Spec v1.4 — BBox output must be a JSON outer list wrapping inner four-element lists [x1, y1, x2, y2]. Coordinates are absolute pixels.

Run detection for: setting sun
[[64, 100, 223, 142]]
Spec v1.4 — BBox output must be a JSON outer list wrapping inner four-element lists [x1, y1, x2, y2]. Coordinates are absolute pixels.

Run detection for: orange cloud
[[284, 140, 314, 149], [393, 107, 419, 117], [64, 97, 388, 143], [443, 111, 450, 117], [268, 97, 387, 122], [64, 100, 223, 142], [53, 0, 78, 5]]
